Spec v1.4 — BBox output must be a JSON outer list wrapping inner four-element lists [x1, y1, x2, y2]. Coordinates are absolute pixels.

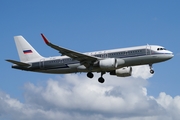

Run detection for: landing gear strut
[[98, 72, 105, 83], [87, 72, 94, 78], [149, 64, 154, 74]]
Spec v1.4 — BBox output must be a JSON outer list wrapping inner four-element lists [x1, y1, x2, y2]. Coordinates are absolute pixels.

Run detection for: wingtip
[[5, 59, 9, 62], [41, 33, 49, 44]]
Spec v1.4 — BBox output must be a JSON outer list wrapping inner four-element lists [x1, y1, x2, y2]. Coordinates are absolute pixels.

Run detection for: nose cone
[[166, 50, 174, 59], [169, 53, 174, 59]]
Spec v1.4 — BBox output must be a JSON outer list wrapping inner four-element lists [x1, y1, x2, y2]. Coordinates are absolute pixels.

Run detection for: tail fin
[[14, 36, 43, 62]]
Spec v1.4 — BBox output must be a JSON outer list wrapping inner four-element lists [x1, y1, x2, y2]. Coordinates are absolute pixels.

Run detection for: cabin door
[[101, 51, 108, 58], [39, 59, 45, 68], [146, 44, 151, 55]]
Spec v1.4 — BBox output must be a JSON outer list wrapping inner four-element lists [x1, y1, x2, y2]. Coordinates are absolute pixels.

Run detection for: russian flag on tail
[[23, 50, 32, 54]]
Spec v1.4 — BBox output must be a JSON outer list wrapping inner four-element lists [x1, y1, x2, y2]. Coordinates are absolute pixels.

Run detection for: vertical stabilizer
[[14, 36, 43, 62]]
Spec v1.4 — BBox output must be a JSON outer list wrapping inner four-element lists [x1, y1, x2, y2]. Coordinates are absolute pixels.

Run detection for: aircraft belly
[[37, 68, 77, 74]]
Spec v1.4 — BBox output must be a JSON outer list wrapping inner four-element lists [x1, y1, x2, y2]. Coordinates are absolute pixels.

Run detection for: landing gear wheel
[[150, 69, 154, 74], [149, 64, 154, 74], [98, 77, 105, 83], [87, 72, 94, 78]]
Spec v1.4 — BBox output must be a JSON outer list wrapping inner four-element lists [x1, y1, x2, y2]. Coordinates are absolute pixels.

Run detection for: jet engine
[[99, 58, 117, 70], [94, 58, 125, 70], [110, 67, 132, 77]]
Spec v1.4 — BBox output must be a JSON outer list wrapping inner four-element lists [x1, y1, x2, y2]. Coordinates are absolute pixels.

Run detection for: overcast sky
[[1, 1, 180, 120]]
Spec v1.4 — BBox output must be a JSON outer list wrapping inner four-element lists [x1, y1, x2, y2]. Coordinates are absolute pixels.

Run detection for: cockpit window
[[157, 48, 166, 51]]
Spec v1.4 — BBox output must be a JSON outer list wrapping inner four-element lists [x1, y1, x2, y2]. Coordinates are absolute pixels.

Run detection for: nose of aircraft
[[166, 50, 174, 59]]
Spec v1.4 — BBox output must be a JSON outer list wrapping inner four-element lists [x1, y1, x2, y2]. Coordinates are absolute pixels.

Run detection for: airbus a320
[[6, 34, 174, 83]]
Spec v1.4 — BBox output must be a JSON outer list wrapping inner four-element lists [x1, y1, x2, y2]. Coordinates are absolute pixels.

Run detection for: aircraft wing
[[41, 34, 98, 65]]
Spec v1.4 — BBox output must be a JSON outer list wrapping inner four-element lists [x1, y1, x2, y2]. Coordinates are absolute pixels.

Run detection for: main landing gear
[[149, 64, 154, 74], [98, 72, 105, 83], [87, 72, 94, 78], [87, 72, 105, 83]]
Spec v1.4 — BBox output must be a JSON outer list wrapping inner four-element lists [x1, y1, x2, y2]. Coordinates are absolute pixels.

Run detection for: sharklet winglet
[[41, 33, 50, 44]]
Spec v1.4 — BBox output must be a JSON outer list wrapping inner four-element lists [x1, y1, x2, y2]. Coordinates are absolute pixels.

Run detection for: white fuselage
[[12, 45, 173, 74], [7, 34, 174, 83]]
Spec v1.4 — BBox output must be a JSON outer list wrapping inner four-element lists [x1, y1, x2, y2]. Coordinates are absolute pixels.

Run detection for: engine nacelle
[[110, 67, 132, 77], [94, 58, 125, 70], [99, 58, 117, 70]]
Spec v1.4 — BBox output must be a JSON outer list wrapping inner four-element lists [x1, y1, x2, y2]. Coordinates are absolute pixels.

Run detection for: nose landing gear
[[149, 64, 154, 74], [150, 69, 154, 74]]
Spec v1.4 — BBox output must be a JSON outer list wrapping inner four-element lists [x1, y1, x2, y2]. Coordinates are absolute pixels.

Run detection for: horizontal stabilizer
[[6, 59, 31, 67]]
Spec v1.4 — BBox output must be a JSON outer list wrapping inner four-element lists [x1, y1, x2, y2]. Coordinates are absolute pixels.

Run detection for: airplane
[[6, 34, 174, 83]]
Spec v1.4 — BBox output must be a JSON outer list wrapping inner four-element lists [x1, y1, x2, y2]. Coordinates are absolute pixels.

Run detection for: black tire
[[87, 72, 94, 78], [98, 77, 105, 83], [150, 70, 154, 74]]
